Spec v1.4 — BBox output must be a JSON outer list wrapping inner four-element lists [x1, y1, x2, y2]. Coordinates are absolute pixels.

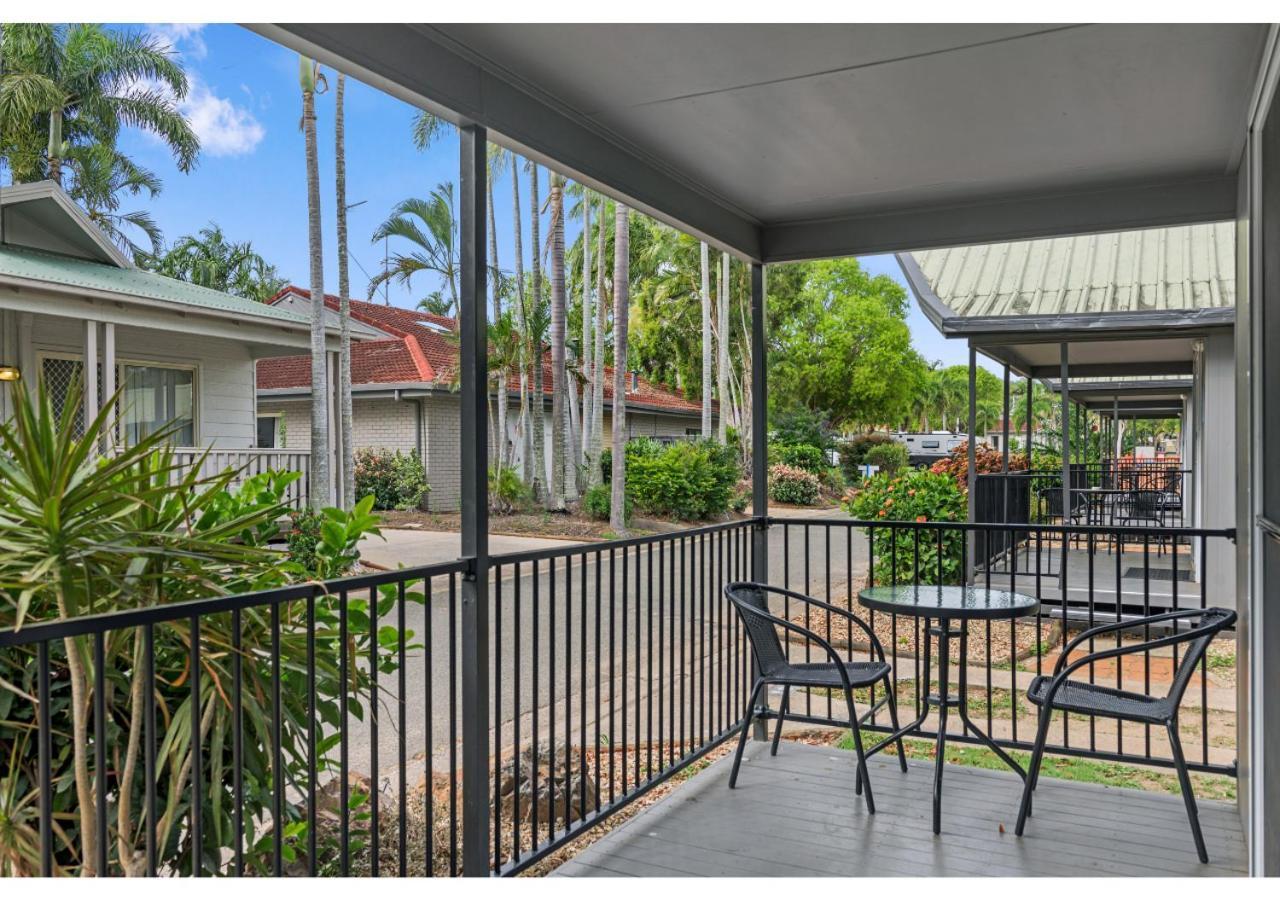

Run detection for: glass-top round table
[[857, 584, 1040, 834]]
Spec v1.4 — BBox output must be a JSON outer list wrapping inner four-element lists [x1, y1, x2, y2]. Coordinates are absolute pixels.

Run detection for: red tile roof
[[257, 286, 706, 415]]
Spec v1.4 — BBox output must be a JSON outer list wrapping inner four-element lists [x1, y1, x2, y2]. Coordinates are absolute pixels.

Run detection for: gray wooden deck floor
[[554, 740, 1246, 877]]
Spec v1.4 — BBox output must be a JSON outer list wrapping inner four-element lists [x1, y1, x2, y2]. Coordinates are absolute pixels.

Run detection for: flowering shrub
[[929, 441, 1027, 488], [769, 463, 821, 505], [354, 447, 430, 510], [845, 468, 966, 584]]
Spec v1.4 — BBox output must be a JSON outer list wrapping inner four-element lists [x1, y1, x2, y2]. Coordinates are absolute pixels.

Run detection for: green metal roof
[[0, 244, 309, 326]]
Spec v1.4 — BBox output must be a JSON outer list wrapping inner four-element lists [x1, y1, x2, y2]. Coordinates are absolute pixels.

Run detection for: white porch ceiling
[[258, 23, 1270, 261]]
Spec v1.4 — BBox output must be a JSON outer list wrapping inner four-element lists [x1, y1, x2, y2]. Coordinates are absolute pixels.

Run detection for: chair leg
[[844, 688, 875, 814], [1015, 706, 1053, 836], [884, 675, 908, 772], [770, 685, 790, 756], [1167, 722, 1210, 863], [728, 680, 764, 789]]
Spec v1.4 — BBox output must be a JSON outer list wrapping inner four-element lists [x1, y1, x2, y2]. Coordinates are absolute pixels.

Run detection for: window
[[922, 440, 940, 449], [257, 414, 280, 448], [122, 364, 195, 446]]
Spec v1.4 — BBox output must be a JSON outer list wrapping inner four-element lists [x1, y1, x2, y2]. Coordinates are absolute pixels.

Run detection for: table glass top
[[858, 585, 1039, 620]]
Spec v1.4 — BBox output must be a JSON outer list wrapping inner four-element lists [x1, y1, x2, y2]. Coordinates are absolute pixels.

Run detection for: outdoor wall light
[[0, 365, 21, 382]]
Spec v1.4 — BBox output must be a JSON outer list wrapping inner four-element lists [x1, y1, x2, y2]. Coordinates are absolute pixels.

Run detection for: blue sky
[[108, 24, 990, 373]]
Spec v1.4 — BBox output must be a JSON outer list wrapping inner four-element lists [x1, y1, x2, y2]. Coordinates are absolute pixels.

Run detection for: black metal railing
[[0, 515, 1235, 877]]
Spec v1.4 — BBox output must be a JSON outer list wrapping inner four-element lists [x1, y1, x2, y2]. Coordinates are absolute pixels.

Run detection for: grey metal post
[[1025, 375, 1033, 457], [1061, 343, 1071, 534], [1001, 364, 1010, 522], [1113, 393, 1121, 461], [749, 261, 769, 740], [458, 123, 490, 877], [966, 345, 977, 580]]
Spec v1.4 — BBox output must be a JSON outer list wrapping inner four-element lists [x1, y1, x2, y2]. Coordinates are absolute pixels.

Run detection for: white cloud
[[179, 78, 265, 157], [150, 23, 208, 60]]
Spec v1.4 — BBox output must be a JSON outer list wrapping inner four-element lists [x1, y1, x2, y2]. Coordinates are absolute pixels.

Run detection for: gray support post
[[1001, 364, 1010, 522], [1113, 394, 1121, 461], [749, 261, 769, 740], [83, 320, 98, 435], [102, 322, 116, 450], [458, 123, 490, 877], [1061, 343, 1071, 533], [967, 345, 977, 579], [1025, 375, 1033, 457]]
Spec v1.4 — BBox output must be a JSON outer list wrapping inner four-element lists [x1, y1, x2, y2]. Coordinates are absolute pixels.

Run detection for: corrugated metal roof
[[0, 244, 310, 326], [907, 222, 1235, 319]]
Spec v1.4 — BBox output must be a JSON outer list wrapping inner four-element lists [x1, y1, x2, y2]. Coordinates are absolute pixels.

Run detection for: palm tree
[[63, 142, 164, 261], [547, 172, 567, 510], [334, 72, 355, 509], [588, 196, 608, 489], [610, 202, 630, 534], [579, 190, 594, 466], [487, 144, 508, 472], [141, 222, 285, 301], [527, 161, 546, 501], [510, 151, 532, 484], [700, 241, 712, 437], [717, 252, 730, 443], [0, 24, 199, 186], [370, 183, 459, 315], [299, 55, 330, 509]]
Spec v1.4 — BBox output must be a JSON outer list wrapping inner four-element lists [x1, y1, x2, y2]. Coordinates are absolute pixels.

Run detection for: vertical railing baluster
[[306, 594, 316, 875], [448, 574, 459, 875], [369, 585, 380, 876], [38, 640, 52, 877], [399, 579, 409, 877], [94, 631, 108, 877], [270, 602, 281, 877], [512, 563, 522, 864], [493, 565, 504, 871], [339, 590, 350, 874], [425, 576, 435, 875]]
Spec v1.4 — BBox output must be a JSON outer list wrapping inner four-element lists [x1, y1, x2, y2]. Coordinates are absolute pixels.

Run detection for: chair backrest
[[1165, 608, 1237, 707], [1130, 489, 1163, 518], [724, 582, 789, 679]]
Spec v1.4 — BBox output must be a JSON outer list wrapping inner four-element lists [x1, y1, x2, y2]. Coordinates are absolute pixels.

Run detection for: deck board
[[556, 741, 1246, 877]]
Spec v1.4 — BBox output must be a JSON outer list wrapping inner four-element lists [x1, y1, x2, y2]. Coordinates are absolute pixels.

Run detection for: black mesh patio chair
[[724, 582, 907, 814], [1015, 607, 1237, 863], [1117, 489, 1168, 554]]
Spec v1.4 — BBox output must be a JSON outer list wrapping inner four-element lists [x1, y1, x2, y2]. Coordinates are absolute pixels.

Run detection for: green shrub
[[864, 441, 909, 477], [774, 442, 826, 473], [354, 447, 430, 510], [771, 408, 835, 451], [839, 432, 897, 481], [729, 488, 750, 514], [818, 466, 846, 496], [582, 482, 632, 522], [769, 463, 820, 505], [845, 469, 966, 585], [489, 466, 533, 514], [623, 438, 738, 520]]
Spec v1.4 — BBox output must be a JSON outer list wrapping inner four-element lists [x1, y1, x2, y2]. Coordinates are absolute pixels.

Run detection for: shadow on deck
[[555, 741, 1245, 877]]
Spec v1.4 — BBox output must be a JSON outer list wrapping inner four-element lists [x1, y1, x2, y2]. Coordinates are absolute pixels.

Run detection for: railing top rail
[[489, 517, 756, 566], [0, 558, 466, 648], [765, 515, 1234, 540]]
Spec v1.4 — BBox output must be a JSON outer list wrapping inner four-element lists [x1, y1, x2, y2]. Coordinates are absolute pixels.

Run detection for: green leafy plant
[[773, 442, 825, 473], [582, 482, 632, 523], [768, 463, 820, 505], [623, 438, 738, 520], [845, 468, 966, 585], [353, 448, 429, 511], [838, 432, 896, 482], [864, 441, 909, 477], [489, 466, 533, 515]]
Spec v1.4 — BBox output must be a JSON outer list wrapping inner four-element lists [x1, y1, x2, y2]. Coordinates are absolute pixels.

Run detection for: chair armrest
[[1052, 608, 1225, 676], [733, 600, 856, 693], [746, 583, 889, 662]]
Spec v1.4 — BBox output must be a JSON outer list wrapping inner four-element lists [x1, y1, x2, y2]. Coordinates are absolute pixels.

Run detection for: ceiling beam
[[761, 174, 1237, 262], [1029, 361, 1195, 379], [250, 23, 764, 261]]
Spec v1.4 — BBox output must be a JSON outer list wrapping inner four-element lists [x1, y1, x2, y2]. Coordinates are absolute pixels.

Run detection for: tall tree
[[547, 172, 567, 509], [141, 222, 284, 301], [700, 241, 712, 437], [580, 191, 594, 464], [488, 144, 508, 472], [0, 24, 198, 186], [510, 152, 531, 485], [299, 56, 330, 508], [66, 143, 164, 261], [587, 196, 608, 489], [334, 72, 354, 509], [528, 161, 546, 501], [369, 183, 459, 315], [717, 251, 730, 443], [610, 203, 630, 534]]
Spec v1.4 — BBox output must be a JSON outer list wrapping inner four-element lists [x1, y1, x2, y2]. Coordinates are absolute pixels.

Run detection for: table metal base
[[866, 616, 1027, 834]]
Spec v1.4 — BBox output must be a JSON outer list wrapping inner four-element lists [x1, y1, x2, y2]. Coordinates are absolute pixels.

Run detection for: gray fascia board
[[762, 174, 1238, 262], [251, 24, 763, 262], [1043, 378, 1194, 395], [947, 307, 1235, 340], [895, 251, 956, 334]]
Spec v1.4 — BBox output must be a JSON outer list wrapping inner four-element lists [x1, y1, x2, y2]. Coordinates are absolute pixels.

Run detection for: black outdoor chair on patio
[[1117, 488, 1170, 555], [724, 582, 907, 814], [1015, 607, 1237, 863]]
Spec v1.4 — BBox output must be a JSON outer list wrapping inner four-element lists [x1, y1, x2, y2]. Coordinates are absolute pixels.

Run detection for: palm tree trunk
[[610, 203, 630, 534], [580, 193, 593, 466], [47, 107, 64, 187], [548, 173, 567, 510], [529, 164, 546, 501], [700, 241, 712, 438], [335, 73, 355, 510], [511, 157, 531, 485], [301, 60, 330, 508], [566, 368, 581, 500], [488, 160, 507, 473], [588, 202, 606, 488], [717, 251, 729, 444]]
